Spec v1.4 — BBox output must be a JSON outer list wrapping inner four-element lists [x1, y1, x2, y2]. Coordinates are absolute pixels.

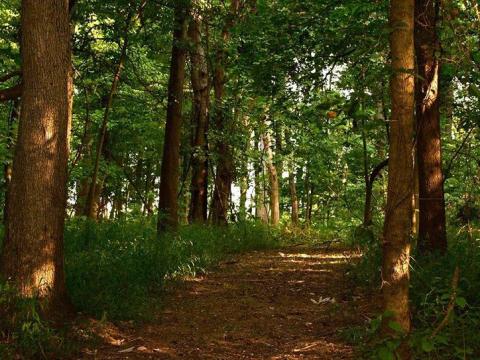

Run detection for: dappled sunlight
[[88, 247, 376, 359], [277, 252, 361, 260]]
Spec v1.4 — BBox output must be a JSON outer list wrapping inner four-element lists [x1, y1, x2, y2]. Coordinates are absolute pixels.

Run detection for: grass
[[65, 218, 287, 320], [1, 219, 291, 358]]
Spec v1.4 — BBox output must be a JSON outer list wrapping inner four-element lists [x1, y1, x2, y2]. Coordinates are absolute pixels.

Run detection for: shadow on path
[[85, 248, 378, 359]]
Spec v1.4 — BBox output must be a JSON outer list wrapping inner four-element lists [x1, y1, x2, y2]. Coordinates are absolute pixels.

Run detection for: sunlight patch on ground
[[282, 259, 351, 266], [277, 252, 362, 260]]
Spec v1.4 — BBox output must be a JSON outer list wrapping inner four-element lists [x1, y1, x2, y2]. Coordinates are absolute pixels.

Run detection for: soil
[[80, 247, 378, 359]]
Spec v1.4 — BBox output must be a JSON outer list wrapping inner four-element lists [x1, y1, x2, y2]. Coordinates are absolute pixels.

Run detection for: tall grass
[[65, 218, 284, 319]]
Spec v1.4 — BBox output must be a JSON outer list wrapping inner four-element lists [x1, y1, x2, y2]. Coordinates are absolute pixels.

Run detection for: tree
[[188, 1, 209, 224], [157, 1, 189, 232], [0, 0, 73, 317], [263, 129, 280, 225], [381, 0, 415, 350], [414, 0, 447, 253], [210, 0, 240, 225]]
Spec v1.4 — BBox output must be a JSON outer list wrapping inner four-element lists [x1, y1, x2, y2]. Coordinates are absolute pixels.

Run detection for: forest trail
[[84, 248, 377, 359]]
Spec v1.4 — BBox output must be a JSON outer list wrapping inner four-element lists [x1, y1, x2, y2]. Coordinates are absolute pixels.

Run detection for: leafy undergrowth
[[0, 282, 81, 359], [65, 219, 289, 320], [0, 220, 293, 358], [0, 220, 349, 358], [347, 222, 480, 359]]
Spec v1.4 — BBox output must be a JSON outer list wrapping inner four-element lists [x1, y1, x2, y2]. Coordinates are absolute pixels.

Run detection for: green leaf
[[421, 337, 434, 353], [388, 321, 403, 333], [456, 296, 467, 309], [377, 346, 395, 360]]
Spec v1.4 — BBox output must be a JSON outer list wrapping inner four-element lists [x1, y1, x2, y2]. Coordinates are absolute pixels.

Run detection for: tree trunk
[[84, 24, 129, 219], [1, 0, 72, 317], [188, 4, 209, 224], [254, 133, 268, 223], [382, 0, 415, 350], [157, 2, 189, 232], [263, 131, 280, 225], [289, 170, 299, 225], [306, 183, 314, 226], [238, 126, 251, 222], [210, 0, 240, 225], [415, 0, 447, 253]]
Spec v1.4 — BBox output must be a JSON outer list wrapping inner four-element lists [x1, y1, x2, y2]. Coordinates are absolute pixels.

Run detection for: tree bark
[[1, 0, 73, 317], [210, 0, 240, 225], [238, 124, 251, 222], [254, 131, 268, 223], [289, 170, 299, 225], [415, 0, 447, 253], [263, 131, 280, 225], [188, 4, 209, 224], [382, 0, 415, 349], [157, 2, 189, 232]]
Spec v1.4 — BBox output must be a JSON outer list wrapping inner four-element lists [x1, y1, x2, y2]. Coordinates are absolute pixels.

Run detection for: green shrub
[[0, 282, 69, 359], [348, 224, 480, 359]]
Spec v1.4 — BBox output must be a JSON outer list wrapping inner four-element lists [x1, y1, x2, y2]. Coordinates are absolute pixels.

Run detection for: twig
[[430, 266, 460, 339], [443, 128, 475, 182]]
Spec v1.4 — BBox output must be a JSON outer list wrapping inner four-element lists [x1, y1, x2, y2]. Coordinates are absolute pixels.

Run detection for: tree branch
[[0, 70, 21, 83], [0, 83, 22, 102]]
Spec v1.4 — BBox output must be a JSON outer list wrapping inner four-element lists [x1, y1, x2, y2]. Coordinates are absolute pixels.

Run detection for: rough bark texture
[[263, 131, 280, 225], [210, 0, 240, 225], [0, 0, 72, 316], [382, 0, 415, 347], [415, 0, 447, 253], [158, 2, 189, 232], [188, 5, 209, 224]]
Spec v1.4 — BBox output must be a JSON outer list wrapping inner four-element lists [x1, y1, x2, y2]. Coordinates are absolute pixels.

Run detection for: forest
[[0, 0, 479, 359]]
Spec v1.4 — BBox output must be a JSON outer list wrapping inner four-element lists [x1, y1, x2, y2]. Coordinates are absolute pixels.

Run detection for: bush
[[348, 223, 480, 359], [0, 282, 70, 359]]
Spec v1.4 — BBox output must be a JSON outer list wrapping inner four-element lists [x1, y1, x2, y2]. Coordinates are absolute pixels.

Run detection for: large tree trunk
[[415, 0, 447, 253], [157, 2, 189, 232], [381, 0, 415, 350], [263, 131, 280, 225], [188, 4, 209, 224], [0, 0, 72, 317], [210, 0, 240, 225], [157, 2, 188, 232]]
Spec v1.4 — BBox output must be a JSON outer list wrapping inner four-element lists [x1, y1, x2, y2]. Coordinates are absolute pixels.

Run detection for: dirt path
[[83, 248, 377, 359]]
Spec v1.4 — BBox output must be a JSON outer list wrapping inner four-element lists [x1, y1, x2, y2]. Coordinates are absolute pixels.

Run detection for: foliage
[[65, 219, 285, 319], [349, 224, 480, 359], [0, 282, 74, 359]]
